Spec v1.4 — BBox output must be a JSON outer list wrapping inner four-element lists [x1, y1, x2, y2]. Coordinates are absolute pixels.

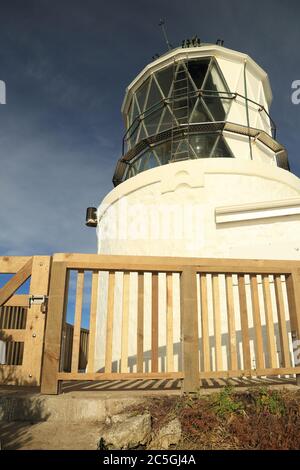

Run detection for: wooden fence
[[0, 307, 89, 379], [1, 254, 300, 393]]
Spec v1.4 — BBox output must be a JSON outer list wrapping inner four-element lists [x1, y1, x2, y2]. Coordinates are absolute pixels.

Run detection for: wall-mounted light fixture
[[85, 207, 97, 227]]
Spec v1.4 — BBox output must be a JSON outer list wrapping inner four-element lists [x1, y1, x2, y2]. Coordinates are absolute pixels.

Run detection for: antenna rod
[[159, 19, 172, 50]]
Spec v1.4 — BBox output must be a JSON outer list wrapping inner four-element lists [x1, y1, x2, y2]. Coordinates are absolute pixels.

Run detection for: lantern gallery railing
[[122, 90, 277, 155], [113, 121, 288, 186]]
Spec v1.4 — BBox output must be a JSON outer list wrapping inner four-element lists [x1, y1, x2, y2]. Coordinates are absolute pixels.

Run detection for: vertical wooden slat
[[2, 307, 6, 328], [151, 272, 159, 373], [18, 307, 22, 329], [121, 272, 130, 373], [274, 275, 291, 367], [4, 307, 7, 328], [14, 307, 18, 329], [41, 261, 68, 394], [181, 267, 199, 392], [105, 272, 115, 373], [23, 308, 27, 329], [15, 307, 19, 329], [238, 274, 251, 370], [60, 299, 69, 373], [9, 307, 13, 328], [212, 274, 222, 371], [286, 271, 300, 337], [12, 307, 16, 329], [17, 307, 21, 329], [87, 271, 99, 373], [16, 342, 21, 365], [225, 274, 238, 370], [79, 329, 88, 370], [13, 342, 17, 364], [200, 274, 210, 372], [6, 341, 11, 364], [17, 307, 25, 329], [65, 323, 72, 371], [71, 270, 85, 373], [262, 275, 277, 368], [4, 307, 9, 328], [250, 275, 265, 369], [18, 307, 21, 329], [18, 307, 21, 328], [6, 306, 9, 328], [136, 273, 144, 373], [11, 342, 16, 365], [20, 342, 24, 365], [166, 273, 174, 372], [16, 307, 20, 329], [18, 307, 22, 328], [17, 307, 20, 329], [286, 270, 300, 384]]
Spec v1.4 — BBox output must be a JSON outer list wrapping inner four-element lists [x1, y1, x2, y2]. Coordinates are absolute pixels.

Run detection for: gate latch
[[29, 295, 48, 313]]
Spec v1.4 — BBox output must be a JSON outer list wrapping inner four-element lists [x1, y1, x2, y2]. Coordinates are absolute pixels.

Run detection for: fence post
[[22, 256, 51, 385], [180, 267, 199, 393], [41, 261, 68, 394], [286, 269, 300, 386]]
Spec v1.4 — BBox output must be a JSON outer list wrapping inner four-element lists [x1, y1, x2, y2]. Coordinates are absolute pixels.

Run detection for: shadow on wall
[[0, 396, 50, 450], [96, 321, 292, 373], [0, 331, 51, 450]]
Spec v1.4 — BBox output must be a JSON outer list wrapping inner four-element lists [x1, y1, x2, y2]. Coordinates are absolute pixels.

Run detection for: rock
[[105, 416, 111, 426], [148, 418, 182, 449], [98, 413, 151, 450], [111, 412, 134, 424]]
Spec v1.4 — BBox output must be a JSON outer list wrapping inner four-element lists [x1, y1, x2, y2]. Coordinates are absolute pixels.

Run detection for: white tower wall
[[94, 44, 299, 374]]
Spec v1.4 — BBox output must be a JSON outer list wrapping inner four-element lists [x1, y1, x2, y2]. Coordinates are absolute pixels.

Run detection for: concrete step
[[0, 391, 147, 423]]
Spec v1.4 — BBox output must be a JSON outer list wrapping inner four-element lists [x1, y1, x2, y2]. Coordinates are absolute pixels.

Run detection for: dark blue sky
[[0, 0, 299, 256]]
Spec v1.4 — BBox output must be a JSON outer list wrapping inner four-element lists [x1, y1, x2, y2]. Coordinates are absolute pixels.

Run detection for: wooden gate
[[0, 256, 51, 385]]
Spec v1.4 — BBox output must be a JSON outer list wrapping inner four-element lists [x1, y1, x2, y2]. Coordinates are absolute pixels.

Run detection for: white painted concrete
[[97, 159, 300, 259]]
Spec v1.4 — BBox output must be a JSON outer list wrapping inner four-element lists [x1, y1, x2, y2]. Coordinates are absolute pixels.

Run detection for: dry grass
[[133, 387, 300, 450]]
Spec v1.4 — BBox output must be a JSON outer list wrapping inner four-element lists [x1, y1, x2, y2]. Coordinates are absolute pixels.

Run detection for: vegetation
[[210, 385, 244, 417], [136, 387, 300, 450]]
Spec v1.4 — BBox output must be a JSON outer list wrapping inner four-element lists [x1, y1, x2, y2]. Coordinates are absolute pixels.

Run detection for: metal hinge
[[29, 295, 48, 313]]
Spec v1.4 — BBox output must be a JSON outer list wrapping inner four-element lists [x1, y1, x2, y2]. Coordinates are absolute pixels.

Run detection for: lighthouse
[[93, 42, 300, 373]]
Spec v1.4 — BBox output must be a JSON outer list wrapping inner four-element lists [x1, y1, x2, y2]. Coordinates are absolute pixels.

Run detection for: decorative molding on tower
[[216, 197, 300, 224], [160, 167, 204, 194]]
